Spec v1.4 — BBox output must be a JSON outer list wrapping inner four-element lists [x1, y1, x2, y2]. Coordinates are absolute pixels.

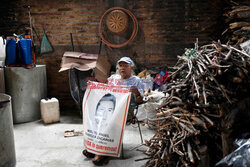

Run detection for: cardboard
[[59, 52, 110, 82]]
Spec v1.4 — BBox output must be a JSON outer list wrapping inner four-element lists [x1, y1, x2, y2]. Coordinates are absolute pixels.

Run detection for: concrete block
[[5, 65, 47, 123], [40, 98, 60, 124], [0, 68, 4, 93]]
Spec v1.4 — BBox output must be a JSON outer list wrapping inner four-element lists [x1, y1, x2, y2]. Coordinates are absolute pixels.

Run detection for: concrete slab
[[14, 113, 155, 167]]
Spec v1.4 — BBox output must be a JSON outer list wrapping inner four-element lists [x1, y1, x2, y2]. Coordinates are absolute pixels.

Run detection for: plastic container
[[19, 38, 32, 65], [6, 38, 17, 65], [6, 37, 33, 66], [40, 98, 60, 124], [0, 93, 16, 167], [0, 36, 6, 67]]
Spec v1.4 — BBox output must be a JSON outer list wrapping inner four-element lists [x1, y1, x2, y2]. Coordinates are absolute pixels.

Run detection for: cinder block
[[40, 98, 60, 124]]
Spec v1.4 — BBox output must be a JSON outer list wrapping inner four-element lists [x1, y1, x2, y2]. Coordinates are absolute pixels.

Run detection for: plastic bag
[[216, 138, 250, 167], [240, 40, 250, 55], [40, 28, 53, 54]]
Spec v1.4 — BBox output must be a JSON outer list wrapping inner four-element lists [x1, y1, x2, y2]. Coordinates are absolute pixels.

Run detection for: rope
[[99, 7, 138, 49]]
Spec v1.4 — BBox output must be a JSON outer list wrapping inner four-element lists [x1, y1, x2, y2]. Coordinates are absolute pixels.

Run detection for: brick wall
[[0, 0, 106, 45], [127, 0, 225, 69], [0, 0, 108, 110], [0, 0, 233, 111]]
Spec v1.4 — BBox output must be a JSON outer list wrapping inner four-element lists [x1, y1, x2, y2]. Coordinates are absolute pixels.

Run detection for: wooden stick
[[192, 76, 200, 98], [156, 107, 181, 117], [135, 157, 151, 162], [229, 22, 250, 29], [187, 142, 195, 163], [201, 114, 214, 126], [202, 83, 208, 105], [222, 44, 250, 58]]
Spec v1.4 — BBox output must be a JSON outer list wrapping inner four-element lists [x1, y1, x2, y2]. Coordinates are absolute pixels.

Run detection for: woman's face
[[118, 62, 132, 79]]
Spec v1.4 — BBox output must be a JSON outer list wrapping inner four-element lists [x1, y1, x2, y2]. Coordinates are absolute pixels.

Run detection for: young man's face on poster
[[95, 100, 115, 126]]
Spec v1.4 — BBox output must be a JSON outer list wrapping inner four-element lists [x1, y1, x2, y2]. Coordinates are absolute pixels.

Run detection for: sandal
[[92, 155, 107, 166], [82, 149, 95, 158]]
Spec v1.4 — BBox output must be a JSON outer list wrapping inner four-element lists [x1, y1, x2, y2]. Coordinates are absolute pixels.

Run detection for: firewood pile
[[222, 5, 250, 44], [137, 41, 250, 167]]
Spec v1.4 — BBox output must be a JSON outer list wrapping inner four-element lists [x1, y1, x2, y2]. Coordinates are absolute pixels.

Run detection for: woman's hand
[[129, 86, 139, 94]]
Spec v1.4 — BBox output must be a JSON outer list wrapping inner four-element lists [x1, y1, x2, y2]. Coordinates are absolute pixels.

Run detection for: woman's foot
[[92, 155, 107, 166], [82, 149, 95, 158]]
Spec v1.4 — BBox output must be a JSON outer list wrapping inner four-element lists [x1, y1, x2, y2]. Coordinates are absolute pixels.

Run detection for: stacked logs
[[137, 41, 250, 167], [222, 5, 250, 44]]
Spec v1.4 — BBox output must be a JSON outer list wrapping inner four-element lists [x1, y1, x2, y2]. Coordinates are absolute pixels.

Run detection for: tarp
[[82, 81, 131, 157], [216, 138, 250, 167]]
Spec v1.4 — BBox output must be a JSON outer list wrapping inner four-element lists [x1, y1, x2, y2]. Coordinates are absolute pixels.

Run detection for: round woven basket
[[105, 10, 129, 35]]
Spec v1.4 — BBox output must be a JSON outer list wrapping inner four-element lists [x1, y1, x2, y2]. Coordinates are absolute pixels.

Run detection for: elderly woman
[[108, 57, 144, 124], [83, 57, 144, 165], [108, 57, 144, 102]]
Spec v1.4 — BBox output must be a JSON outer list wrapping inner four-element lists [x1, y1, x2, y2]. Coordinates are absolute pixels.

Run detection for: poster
[[82, 81, 131, 157]]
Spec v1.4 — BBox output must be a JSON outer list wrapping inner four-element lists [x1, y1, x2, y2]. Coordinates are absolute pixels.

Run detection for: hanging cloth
[[40, 28, 53, 54]]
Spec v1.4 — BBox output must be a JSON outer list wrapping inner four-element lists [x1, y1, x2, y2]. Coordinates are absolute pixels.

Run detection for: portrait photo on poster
[[94, 93, 116, 130]]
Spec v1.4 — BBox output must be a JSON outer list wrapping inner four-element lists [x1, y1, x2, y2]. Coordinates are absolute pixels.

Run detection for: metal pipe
[[70, 33, 74, 52]]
